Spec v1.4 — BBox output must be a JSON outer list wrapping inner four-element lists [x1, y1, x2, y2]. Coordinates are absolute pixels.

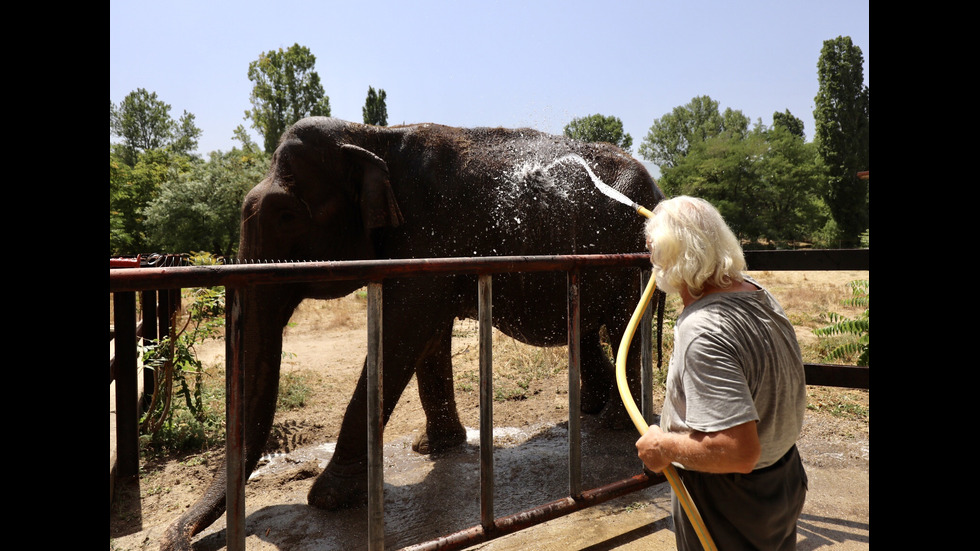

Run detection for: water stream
[[541, 154, 639, 210]]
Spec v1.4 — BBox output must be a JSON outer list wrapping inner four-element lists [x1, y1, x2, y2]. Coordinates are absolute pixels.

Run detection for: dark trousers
[[672, 445, 808, 551]]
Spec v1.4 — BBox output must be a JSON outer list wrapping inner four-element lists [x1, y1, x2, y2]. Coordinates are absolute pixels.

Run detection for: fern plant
[[815, 279, 869, 366]]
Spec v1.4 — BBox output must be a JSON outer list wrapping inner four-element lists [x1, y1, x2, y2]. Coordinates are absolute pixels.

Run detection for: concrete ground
[[113, 417, 868, 550]]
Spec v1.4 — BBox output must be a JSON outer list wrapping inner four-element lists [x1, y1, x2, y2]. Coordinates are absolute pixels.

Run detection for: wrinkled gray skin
[[162, 117, 664, 550]]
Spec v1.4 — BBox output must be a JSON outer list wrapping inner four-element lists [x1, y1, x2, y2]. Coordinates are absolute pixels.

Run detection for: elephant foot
[[412, 421, 467, 454], [598, 400, 634, 431], [307, 463, 368, 510]]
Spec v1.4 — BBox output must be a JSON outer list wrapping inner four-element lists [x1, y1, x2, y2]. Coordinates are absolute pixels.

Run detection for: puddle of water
[[212, 421, 645, 550]]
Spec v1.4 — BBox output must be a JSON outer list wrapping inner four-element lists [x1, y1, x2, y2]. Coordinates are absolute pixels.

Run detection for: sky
[[110, 1, 869, 175]]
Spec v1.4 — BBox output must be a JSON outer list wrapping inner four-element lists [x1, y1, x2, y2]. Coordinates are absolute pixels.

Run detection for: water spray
[[546, 156, 718, 551], [545, 155, 654, 218]]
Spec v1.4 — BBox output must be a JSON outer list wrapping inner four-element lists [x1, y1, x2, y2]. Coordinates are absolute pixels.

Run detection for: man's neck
[[681, 279, 757, 307]]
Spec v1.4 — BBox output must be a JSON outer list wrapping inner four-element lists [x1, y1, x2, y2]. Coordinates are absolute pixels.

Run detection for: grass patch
[[806, 387, 869, 422], [492, 337, 567, 402], [278, 370, 314, 410]]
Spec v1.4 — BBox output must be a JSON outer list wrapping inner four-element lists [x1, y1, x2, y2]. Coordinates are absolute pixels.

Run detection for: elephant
[[161, 116, 664, 550]]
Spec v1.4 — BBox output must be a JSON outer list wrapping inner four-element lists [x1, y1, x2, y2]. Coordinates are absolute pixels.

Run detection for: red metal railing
[[109, 249, 869, 550]]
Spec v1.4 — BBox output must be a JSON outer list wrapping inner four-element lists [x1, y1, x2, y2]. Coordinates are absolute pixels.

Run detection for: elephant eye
[[277, 207, 310, 237]]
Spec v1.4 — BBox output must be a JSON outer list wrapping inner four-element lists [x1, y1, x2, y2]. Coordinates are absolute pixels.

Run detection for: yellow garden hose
[[617, 206, 718, 551]]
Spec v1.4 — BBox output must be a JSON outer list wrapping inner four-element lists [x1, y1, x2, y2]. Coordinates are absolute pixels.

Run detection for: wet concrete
[[153, 415, 868, 551], [176, 419, 660, 550]]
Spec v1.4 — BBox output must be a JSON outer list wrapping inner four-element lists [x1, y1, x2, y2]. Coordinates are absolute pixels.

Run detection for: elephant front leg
[[412, 321, 467, 454], [308, 352, 419, 510]]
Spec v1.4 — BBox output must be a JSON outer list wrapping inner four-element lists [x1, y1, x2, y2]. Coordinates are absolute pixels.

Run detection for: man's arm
[[636, 421, 761, 474]]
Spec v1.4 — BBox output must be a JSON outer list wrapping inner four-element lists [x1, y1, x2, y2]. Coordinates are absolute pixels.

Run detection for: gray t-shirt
[[660, 277, 806, 469]]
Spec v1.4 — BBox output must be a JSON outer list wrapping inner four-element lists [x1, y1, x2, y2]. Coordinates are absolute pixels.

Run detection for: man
[[636, 196, 807, 551]]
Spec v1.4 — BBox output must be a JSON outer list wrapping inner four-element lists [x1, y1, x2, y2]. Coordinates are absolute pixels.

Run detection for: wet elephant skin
[[161, 117, 664, 551]]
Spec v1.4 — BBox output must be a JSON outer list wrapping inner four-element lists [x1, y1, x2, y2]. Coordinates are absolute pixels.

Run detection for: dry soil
[[110, 270, 869, 550]]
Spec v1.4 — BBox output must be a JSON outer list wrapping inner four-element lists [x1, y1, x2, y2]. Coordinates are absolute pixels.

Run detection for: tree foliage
[[362, 86, 388, 126], [659, 130, 768, 239], [754, 126, 827, 242], [656, 115, 826, 245], [563, 114, 633, 152], [143, 148, 268, 258], [639, 95, 749, 170], [814, 36, 869, 247], [245, 43, 331, 154], [110, 88, 201, 165], [110, 149, 193, 255], [772, 109, 805, 140]]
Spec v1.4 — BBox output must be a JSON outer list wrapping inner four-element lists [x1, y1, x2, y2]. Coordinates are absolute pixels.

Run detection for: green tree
[[657, 119, 827, 246], [245, 43, 332, 154], [814, 36, 869, 247], [362, 86, 388, 126], [110, 88, 201, 165], [772, 109, 805, 139], [110, 149, 193, 255], [563, 114, 633, 152], [143, 147, 268, 257], [639, 95, 749, 170], [755, 125, 827, 243], [659, 130, 767, 240]]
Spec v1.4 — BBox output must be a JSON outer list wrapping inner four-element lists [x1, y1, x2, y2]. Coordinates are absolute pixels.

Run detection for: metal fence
[[109, 248, 869, 550]]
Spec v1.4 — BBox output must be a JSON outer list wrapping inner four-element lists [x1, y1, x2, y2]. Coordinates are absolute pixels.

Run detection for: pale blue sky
[[110, 1, 869, 172]]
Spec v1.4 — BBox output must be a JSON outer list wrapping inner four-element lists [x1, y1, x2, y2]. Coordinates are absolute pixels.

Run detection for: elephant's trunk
[[160, 287, 297, 551]]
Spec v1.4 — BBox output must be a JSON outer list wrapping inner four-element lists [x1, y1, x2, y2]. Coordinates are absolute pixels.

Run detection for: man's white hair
[[644, 196, 745, 298]]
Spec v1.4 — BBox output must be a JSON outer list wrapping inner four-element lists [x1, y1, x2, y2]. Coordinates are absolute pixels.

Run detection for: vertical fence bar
[[566, 269, 582, 499], [140, 290, 158, 410], [639, 270, 655, 424], [478, 274, 494, 531], [225, 287, 246, 551], [367, 282, 385, 551], [113, 291, 139, 478], [159, 289, 173, 342]]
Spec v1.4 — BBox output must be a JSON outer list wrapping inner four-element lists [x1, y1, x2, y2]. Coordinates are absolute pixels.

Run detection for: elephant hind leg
[[412, 319, 467, 454], [580, 330, 614, 414]]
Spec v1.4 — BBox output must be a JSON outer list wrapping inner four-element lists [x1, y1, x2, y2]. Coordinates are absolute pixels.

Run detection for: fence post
[[478, 274, 494, 532], [567, 270, 582, 499], [640, 270, 655, 425], [113, 291, 139, 478], [367, 282, 385, 551], [140, 290, 157, 411], [226, 286, 246, 551]]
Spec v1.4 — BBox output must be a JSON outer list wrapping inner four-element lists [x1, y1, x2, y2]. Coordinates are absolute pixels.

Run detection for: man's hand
[[636, 425, 672, 473]]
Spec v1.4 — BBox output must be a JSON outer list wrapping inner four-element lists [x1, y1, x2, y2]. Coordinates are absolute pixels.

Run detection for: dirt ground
[[110, 270, 869, 550]]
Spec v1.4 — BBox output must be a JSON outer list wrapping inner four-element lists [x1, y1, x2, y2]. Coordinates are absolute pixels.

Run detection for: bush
[[139, 284, 226, 456]]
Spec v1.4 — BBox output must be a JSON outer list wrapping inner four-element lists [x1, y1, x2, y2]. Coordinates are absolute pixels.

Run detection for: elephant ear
[[341, 144, 405, 230]]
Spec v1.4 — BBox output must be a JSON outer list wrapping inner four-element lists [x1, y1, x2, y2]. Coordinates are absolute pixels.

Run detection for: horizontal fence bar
[[109, 249, 869, 292], [744, 248, 869, 271], [804, 363, 869, 389], [108, 254, 652, 292], [400, 473, 664, 551]]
